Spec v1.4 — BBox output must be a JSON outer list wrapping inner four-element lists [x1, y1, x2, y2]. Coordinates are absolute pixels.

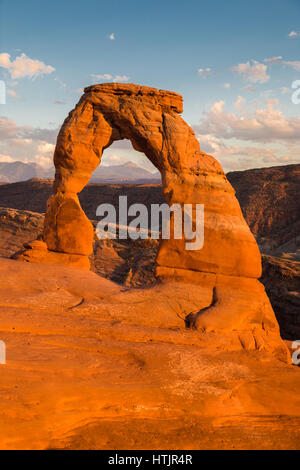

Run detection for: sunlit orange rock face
[[6, 85, 300, 449], [47, 83, 261, 276], [0, 258, 299, 450], [21, 83, 286, 353]]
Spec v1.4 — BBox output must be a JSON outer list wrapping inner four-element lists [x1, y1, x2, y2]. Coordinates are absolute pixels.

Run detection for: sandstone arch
[[19, 83, 286, 345], [46, 83, 261, 277]]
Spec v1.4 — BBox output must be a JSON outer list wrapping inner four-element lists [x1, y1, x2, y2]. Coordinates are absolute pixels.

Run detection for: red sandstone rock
[[19, 83, 285, 350], [0, 257, 299, 449], [44, 192, 94, 256], [227, 164, 300, 253], [18, 246, 90, 269], [48, 83, 261, 277]]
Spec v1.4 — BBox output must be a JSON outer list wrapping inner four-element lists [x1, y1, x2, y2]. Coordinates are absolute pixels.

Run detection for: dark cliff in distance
[[227, 164, 300, 256]]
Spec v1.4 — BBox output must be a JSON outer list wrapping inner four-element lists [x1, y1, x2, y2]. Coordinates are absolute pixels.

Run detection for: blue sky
[[0, 0, 300, 172]]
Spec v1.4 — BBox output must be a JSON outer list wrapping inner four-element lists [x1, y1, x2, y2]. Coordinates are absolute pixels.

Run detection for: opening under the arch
[[81, 139, 163, 286], [89, 139, 161, 184]]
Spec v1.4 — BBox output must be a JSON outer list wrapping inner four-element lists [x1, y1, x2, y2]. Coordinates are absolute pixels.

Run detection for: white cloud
[[231, 60, 270, 83], [224, 83, 231, 89], [263, 56, 300, 71], [0, 116, 58, 168], [33, 142, 55, 168], [264, 56, 283, 64], [0, 53, 11, 68], [197, 98, 300, 143], [0, 116, 59, 144], [101, 153, 123, 166], [109, 33, 115, 40], [0, 116, 18, 139], [234, 96, 246, 113], [92, 73, 112, 80], [10, 137, 33, 147], [282, 60, 300, 71], [288, 31, 300, 38], [112, 75, 129, 82], [0, 153, 14, 162], [91, 73, 129, 83], [0, 52, 55, 79], [197, 133, 300, 172], [106, 140, 132, 150], [201, 134, 270, 160], [197, 67, 212, 78]]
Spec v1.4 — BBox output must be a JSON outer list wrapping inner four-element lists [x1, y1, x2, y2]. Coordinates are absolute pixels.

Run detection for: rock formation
[[0, 257, 299, 449], [16, 83, 288, 354], [227, 164, 300, 255], [3, 204, 298, 342], [261, 254, 300, 340]]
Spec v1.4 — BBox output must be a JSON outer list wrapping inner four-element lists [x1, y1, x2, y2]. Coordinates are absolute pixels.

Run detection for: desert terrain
[[0, 164, 299, 449]]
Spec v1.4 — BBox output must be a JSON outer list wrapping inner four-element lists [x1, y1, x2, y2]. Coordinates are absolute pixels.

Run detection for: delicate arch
[[43, 82, 261, 280], [16, 82, 286, 345]]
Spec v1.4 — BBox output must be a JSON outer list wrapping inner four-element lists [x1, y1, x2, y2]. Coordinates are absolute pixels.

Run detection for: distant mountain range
[[0, 161, 161, 184], [90, 161, 161, 183], [0, 161, 53, 183]]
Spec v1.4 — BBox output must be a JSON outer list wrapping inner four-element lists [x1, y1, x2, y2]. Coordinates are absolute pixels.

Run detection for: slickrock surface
[[1, 207, 298, 342], [0, 257, 299, 450], [0, 207, 44, 258]]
